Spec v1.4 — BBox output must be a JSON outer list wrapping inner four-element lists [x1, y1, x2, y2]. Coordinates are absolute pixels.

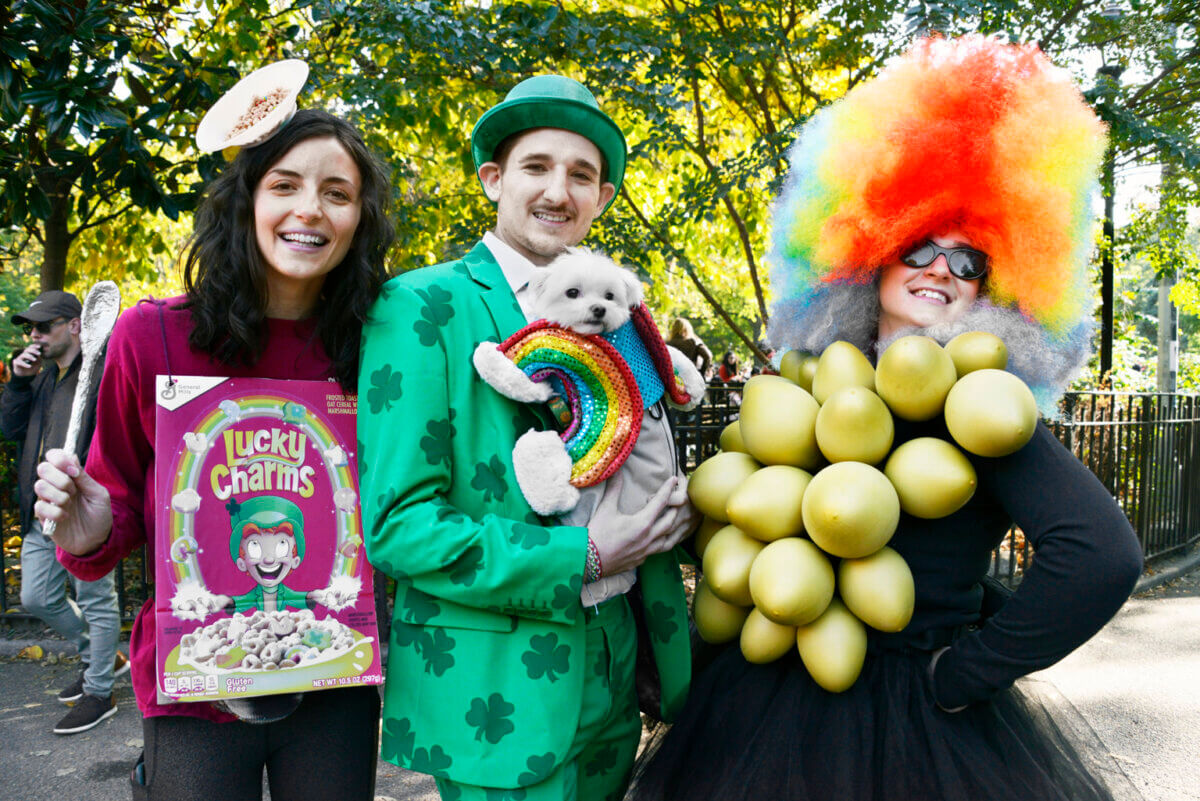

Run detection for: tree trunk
[[39, 190, 71, 292]]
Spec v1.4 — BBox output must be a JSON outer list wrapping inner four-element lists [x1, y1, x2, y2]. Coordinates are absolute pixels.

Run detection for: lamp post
[[1096, 0, 1125, 383]]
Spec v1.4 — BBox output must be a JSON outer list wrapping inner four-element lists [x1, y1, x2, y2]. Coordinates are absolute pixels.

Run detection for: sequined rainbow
[[500, 321, 641, 487], [165, 392, 361, 586], [768, 35, 1105, 351]]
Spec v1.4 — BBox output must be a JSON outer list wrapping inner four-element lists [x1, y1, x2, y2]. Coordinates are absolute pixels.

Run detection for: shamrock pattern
[[421, 415, 457, 468], [434, 502, 467, 525], [412, 285, 456, 346], [367, 364, 404, 414], [436, 782, 464, 801], [507, 522, 550, 550], [471, 455, 509, 503], [448, 545, 484, 587], [521, 633, 571, 683], [398, 584, 442, 625], [466, 692, 516, 744], [410, 745, 453, 777], [584, 743, 619, 777], [423, 628, 456, 676], [518, 752, 558, 785], [381, 716, 416, 764], [645, 600, 680, 645], [392, 620, 457, 677], [592, 646, 607, 683], [551, 575, 583, 610]]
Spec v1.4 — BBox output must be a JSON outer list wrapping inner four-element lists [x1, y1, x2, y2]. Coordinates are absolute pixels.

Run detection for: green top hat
[[471, 75, 626, 212], [228, 495, 306, 562]]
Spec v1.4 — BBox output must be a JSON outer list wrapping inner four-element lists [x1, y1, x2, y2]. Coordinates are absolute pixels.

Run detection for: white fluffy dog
[[473, 247, 705, 515], [527, 247, 645, 335]]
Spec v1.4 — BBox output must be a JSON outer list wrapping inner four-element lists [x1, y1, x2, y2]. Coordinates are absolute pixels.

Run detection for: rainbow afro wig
[[767, 35, 1107, 414]]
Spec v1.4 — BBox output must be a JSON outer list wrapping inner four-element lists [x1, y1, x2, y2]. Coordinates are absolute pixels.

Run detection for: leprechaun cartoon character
[[211, 495, 322, 614]]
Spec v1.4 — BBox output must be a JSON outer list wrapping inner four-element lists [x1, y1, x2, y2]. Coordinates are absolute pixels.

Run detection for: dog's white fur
[[529, 247, 644, 334], [473, 247, 704, 515]]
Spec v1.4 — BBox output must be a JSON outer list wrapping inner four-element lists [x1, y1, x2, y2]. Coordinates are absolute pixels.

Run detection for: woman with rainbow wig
[[630, 36, 1144, 801]]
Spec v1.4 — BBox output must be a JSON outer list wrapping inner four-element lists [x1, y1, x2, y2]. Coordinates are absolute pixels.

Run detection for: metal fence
[[4, 388, 1200, 622]]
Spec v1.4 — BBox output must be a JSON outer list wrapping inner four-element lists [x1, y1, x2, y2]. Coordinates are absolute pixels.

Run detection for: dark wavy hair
[[182, 109, 394, 391]]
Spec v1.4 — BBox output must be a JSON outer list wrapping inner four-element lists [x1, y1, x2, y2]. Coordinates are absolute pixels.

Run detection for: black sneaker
[[53, 694, 116, 734], [57, 674, 85, 705], [59, 652, 131, 704]]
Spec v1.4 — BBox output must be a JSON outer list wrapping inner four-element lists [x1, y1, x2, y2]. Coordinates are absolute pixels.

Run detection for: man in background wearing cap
[[0, 290, 126, 734], [359, 75, 695, 801]]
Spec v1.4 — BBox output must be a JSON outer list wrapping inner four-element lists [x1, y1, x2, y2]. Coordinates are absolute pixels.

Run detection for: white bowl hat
[[195, 59, 309, 153]]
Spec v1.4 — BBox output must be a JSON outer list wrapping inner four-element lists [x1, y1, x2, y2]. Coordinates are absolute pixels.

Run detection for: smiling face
[[877, 229, 983, 341], [235, 525, 301, 590], [478, 128, 616, 266], [253, 136, 363, 318]]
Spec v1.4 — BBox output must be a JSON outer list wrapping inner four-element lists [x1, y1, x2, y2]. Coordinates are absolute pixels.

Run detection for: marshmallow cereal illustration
[[178, 609, 367, 673], [172, 488, 201, 514], [218, 399, 243, 421], [333, 487, 358, 512], [170, 536, 200, 564], [323, 445, 348, 468], [183, 431, 210, 454]]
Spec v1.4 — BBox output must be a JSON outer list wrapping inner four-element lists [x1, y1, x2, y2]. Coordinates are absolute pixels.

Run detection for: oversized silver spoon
[[43, 280, 121, 540]]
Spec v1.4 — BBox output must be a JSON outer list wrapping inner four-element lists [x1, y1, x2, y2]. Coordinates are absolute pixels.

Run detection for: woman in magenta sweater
[[33, 109, 394, 800]]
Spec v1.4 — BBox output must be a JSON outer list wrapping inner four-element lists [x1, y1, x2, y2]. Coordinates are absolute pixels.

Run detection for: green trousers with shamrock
[[435, 596, 642, 801]]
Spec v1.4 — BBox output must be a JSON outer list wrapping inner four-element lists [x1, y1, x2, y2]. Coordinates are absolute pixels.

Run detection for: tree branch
[[72, 202, 134, 237], [1127, 45, 1200, 110], [621, 185, 768, 363], [1037, 0, 1086, 53], [686, 87, 770, 324]]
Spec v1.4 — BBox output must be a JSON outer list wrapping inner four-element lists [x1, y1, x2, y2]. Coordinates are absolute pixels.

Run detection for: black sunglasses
[[22, 318, 68, 336], [901, 240, 988, 281]]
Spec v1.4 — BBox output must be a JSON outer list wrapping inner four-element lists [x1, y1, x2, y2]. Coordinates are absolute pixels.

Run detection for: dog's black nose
[[590, 305, 606, 319]]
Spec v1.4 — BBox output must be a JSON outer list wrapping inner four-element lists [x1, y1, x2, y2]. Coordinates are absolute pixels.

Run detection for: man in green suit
[[359, 75, 697, 801]]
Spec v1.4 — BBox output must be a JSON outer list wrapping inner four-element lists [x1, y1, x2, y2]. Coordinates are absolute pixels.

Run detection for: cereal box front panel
[[153, 376, 383, 703]]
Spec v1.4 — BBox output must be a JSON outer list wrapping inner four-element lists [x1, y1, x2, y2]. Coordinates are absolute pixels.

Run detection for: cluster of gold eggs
[[687, 332, 1038, 692]]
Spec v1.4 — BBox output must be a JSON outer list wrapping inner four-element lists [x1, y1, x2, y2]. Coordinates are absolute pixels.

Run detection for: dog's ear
[[528, 267, 552, 298], [620, 267, 644, 308]]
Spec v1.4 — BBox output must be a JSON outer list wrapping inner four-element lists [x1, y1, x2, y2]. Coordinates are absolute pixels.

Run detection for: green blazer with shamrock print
[[358, 241, 692, 789]]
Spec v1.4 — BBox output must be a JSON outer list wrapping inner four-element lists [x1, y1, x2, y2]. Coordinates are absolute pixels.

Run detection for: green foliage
[[0, 232, 39, 360], [1, 0, 1196, 382]]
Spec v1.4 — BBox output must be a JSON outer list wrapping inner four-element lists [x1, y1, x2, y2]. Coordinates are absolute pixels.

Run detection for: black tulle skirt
[[628, 642, 1142, 801]]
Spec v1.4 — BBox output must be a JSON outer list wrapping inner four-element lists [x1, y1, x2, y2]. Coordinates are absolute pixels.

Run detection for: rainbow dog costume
[[767, 35, 1107, 414], [474, 304, 705, 515]]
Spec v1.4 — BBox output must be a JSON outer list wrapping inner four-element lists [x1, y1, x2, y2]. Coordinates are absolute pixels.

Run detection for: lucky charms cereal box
[[153, 376, 382, 703]]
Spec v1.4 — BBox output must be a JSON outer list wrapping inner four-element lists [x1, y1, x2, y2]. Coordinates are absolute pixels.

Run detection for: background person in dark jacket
[[0, 290, 125, 735]]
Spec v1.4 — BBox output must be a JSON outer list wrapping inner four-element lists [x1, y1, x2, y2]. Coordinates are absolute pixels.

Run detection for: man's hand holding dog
[[587, 473, 698, 577]]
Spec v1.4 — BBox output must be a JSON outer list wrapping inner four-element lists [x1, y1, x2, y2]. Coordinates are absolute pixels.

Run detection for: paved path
[[0, 653, 437, 800], [1033, 565, 1200, 801]]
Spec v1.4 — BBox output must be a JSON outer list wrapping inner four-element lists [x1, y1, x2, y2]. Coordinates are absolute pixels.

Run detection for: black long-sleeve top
[[883, 418, 1143, 710]]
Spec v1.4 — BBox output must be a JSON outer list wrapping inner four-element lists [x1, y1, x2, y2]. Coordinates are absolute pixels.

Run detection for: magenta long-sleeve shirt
[[58, 297, 336, 721]]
